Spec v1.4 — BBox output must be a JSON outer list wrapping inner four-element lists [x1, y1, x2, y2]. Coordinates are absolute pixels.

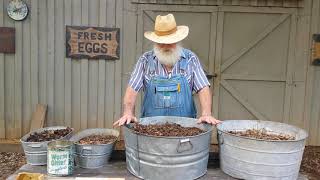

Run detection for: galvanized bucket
[[217, 120, 308, 180], [20, 126, 73, 165], [47, 140, 74, 176], [123, 116, 213, 180], [70, 128, 119, 169]]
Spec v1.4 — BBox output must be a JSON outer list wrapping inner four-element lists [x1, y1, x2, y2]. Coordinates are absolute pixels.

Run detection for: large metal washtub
[[123, 116, 213, 180], [217, 120, 308, 180], [70, 128, 119, 169], [20, 126, 73, 165]]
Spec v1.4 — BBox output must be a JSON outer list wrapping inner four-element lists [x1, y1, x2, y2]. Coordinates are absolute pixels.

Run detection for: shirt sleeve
[[128, 56, 145, 92], [191, 54, 211, 92]]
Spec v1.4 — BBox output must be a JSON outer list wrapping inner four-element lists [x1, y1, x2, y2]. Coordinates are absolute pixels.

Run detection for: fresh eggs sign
[[66, 26, 120, 60]]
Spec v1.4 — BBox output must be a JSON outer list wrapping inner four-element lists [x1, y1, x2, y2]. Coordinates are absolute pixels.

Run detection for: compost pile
[[26, 127, 72, 142], [78, 135, 117, 145], [228, 128, 295, 140], [131, 122, 205, 137]]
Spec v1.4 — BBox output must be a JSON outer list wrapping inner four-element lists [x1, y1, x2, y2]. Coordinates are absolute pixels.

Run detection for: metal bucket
[[47, 140, 74, 176], [70, 128, 119, 169], [20, 126, 73, 165], [217, 120, 308, 180], [123, 116, 213, 180]]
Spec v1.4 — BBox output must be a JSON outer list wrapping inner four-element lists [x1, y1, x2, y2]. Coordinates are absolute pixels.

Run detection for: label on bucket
[[48, 151, 70, 175]]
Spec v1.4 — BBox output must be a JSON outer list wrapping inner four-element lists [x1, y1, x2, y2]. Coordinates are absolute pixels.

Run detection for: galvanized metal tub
[[47, 140, 74, 176], [217, 120, 308, 180], [20, 126, 73, 165], [70, 128, 119, 169], [123, 116, 213, 180]]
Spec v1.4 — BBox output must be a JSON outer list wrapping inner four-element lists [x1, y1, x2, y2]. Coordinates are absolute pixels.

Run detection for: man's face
[[154, 43, 181, 67], [156, 43, 177, 52]]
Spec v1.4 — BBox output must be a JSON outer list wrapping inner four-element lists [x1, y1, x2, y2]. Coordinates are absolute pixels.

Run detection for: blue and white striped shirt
[[128, 49, 210, 92]]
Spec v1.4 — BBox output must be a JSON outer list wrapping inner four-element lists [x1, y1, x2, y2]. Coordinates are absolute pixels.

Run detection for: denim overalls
[[141, 56, 197, 118]]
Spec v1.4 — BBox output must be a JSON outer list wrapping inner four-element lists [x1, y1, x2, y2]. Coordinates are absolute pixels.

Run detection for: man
[[114, 14, 221, 126]]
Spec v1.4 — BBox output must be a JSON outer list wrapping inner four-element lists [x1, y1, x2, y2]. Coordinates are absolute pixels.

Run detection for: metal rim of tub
[[217, 120, 308, 142], [124, 117, 213, 138], [20, 126, 74, 144], [70, 128, 120, 146]]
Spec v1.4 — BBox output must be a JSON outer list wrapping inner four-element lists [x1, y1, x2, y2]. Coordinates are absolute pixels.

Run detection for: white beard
[[153, 44, 182, 67]]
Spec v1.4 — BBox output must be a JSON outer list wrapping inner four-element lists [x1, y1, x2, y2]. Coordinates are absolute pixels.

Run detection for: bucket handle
[[176, 138, 193, 153], [28, 144, 42, 148], [80, 146, 92, 154], [218, 131, 224, 145]]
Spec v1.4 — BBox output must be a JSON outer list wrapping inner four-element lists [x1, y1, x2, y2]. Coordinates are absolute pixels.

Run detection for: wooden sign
[[312, 34, 320, 66], [0, 27, 15, 53], [66, 26, 120, 60]]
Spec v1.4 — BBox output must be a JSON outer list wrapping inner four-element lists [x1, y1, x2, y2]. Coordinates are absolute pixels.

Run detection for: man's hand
[[197, 115, 222, 125], [113, 114, 138, 127]]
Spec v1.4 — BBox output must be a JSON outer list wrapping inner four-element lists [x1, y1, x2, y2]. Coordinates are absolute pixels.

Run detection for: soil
[[0, 152, 26, 180], [131, 122, 205, 137], [26, 127, 72, 142], [78, 135, 117, 145], [300, 146, 320, 180], [228, 128, 295, 140]]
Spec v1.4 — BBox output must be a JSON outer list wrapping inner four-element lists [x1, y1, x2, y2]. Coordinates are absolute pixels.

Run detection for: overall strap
[[179, 57, 188, 75], [148, 58, 156, 77]]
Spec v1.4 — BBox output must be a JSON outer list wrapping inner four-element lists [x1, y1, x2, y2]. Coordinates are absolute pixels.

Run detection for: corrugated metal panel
[[0, 0, 122, 138]]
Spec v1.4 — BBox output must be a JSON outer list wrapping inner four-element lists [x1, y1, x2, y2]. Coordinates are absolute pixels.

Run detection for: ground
[[1, 146, 320, 180]]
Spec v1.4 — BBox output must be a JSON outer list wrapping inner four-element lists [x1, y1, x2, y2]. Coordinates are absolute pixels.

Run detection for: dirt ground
[[0, 152, 26, 180], [0, 146, 319, 180]]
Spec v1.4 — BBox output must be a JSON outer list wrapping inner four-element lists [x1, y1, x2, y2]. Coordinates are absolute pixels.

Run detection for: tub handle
[[81, 146, 92, 154], [28, 144, 42, 148], [218, 131, 224, 145], [177, 138, 193, 153]]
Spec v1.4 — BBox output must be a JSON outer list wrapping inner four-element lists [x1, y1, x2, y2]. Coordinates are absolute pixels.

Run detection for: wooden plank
[[221, 80, 269, 120], [30, 0, 39, 130], [88, 0, 99, 128], [209, 12, 218, 144], [64, 0, 72, 127], [305, 0, 319, 145], [14, 12, 23, 138], [221, 14, 290, 72], [4, 0, 16, 138], [214, 12, 224, 120], [250, 0, 258, 6], [105, 0, 116, 129], [0, 0, 5, 138], [231, 0, 240, 6], [55, 0, 65, 126], [97, 0, 107, 128], [220, 6, 295, 14], [72, 0, 82, 132], [115, 0, 123, 136], [122, 0, 137, 127], [22, 0, 31, 135], [29, 104, 47, 131], [38, 0, 47, 108], [221, 74, 287, 81], [139, 4, 218, 12], [283, 14, 296, 125], [47, 0, 55, 126], [81, 0, 89, 130]]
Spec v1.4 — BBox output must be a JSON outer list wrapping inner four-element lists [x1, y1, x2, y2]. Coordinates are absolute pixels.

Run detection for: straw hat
[[144, 14, 189, 44]]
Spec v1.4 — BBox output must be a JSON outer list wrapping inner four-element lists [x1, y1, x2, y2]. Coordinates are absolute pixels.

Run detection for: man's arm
[[197, 86, 221, 125], [113, 86, 139, 126]]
